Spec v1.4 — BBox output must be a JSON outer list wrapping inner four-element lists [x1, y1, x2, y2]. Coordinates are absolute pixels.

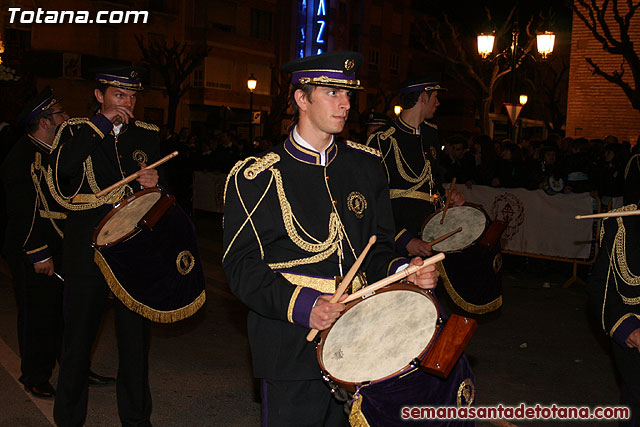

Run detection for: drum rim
[[91, 187, 163, 248], [421, 203, 489, 252], [316, 283, 441, 391]]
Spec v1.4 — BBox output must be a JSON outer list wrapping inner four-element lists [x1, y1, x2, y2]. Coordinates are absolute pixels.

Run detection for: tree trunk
[[479, 96, 493, 136], [167, 95, 180, 134]]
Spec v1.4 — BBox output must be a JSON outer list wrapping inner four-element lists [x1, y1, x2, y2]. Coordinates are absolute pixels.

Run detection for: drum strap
[[389, 188, 436, 202], [39, 209, 67, 220], [277, 271, 367, 294]]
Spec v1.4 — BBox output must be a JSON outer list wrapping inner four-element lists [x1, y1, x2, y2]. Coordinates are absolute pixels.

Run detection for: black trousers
[[261, 378, 349, 427], [7, 254, 63, 386], [54, 274, 151, 427], [613, 342, 640, 427]]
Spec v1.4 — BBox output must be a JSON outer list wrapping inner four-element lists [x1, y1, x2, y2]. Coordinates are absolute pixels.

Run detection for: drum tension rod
[[437, 317, 445, 326], [411, 357, 421, 368]]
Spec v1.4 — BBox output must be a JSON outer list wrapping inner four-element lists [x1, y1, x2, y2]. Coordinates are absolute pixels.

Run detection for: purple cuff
[[292, 287, 323, 329], [395, 229, 415, 256], [27, 247, 52, 264], [388, 258, 410, 276], [612, 316, 640, 348], [90, 114, 113, 137]]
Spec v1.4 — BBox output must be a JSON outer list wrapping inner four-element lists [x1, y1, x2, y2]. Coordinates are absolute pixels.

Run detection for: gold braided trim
[[52, 118, 102, 150], [346, 140, 381, 158], [45, 166, 124, 211], [376, 127, 395, 141], [94, 250, 206, 323], [31, 159, 64, 238], [286, 286, 303, 323], [389, 188, 436, 202], [97, 78, 143, 91], [26, 245, 48, 255], [279, 272, 336, 293], [609, 313, 640, 337], [298, 75, 363, 89], [438, 262, 503, 314], [223, 154, 342, 269], [424, 120, 438, 130], [134, 121, 159, 132], [39, 210, 67, 220], [85, 156, 103, 194], [391, 135, 432, 185], [348, 394, 370, 427], [243, 153, 280, 180]]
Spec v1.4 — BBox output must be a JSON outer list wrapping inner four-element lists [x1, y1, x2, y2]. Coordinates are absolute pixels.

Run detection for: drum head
[[95, 190, 162, 246], [320, 289, 437, 384], [422, 206, 486, 252]]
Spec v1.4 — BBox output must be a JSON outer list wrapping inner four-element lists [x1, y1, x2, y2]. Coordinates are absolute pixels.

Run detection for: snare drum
[[421, 205, 487, 253], [421, 204, 503, 315], [92, 188, 206, 323], [317, 283, 476, 426]]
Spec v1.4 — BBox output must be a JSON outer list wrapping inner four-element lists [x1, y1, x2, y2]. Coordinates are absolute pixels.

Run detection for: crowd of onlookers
[[438, 133, 640, 202], [161, 124, 639, 206]]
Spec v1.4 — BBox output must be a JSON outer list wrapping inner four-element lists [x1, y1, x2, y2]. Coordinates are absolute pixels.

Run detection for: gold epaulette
[[424, 121, 438, 130], [346, 140, 381, 158], [377, 127, 395, 140], [243, 152, 280, 180], [135, 121, 160, 132], [52, 118, 95, 150]]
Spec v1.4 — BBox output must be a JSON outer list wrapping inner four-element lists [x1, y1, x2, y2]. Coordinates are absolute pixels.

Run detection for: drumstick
[[427, 227, 462, 246], [440, 177, 456, 224], [306, 235, 377, 342], [575, 210, 640, 220], [95, 151, 179, 198], [344, 252, 445, 303]]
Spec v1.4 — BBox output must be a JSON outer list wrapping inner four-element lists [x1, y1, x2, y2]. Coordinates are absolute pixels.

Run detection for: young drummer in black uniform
[[48, 67, 162, 426], [222, 51, 440, 426], [587, 154, 640, 426], [366, 75, 465, 258], [1, 87, 68, 398]]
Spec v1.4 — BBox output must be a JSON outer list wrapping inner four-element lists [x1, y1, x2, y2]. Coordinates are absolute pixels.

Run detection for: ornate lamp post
[[247, 73, 257, 143], [477, 26, 555, 141]]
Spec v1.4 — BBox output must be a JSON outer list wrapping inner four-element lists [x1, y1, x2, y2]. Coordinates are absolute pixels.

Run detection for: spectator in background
[[441, 135, 475, 185], [472, 134, 498, 186], [594, 143, 626, 203], [494, 142, 525, 188], [364, 112, 391, 140], [565, 138, 592, 193]]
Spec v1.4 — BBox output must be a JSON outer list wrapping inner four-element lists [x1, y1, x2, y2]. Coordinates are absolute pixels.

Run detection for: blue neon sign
[[296, 0, 329, 58]]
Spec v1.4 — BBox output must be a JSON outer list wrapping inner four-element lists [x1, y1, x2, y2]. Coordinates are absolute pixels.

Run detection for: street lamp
[[519, 94, 528, 105], [477, 24, 554, 141], [247, 73, 257, 143], [394, 105, 403, 116]]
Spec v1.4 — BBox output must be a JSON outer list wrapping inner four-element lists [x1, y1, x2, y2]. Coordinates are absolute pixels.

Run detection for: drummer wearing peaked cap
[[49, 66, 164, 426], [587, 155, 640, 426], [222, 51, 441, 426], [0, 87, 68, 399], [367, 74, 465, 259]]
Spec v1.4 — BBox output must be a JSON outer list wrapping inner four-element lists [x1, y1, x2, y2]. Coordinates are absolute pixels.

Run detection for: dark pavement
[[0, 211, 625, 426]]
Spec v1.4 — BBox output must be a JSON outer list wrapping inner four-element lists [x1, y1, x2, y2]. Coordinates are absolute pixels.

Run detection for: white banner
[[454, 185, 594, 259]]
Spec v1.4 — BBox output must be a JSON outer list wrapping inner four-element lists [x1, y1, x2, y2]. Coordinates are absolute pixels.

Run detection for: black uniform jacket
[[587, 204, 640, 348], [222, 135, 408, 380], [48, 115, 162, 275], [1, 134, 65, 264], [367, 117, 444, 255]]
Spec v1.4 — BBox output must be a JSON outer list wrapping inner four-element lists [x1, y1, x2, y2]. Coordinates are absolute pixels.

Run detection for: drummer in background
[[587, 153, 640, 426], [0, 87, 115, 399], [364, 111, 390, 139], [48, 66, 162, 426], [222, 51, 440, 426], [366, 75, 465, 258]]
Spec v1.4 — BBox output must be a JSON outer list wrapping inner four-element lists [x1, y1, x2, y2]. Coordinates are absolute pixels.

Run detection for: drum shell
[[316, 283, 441, 391]]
